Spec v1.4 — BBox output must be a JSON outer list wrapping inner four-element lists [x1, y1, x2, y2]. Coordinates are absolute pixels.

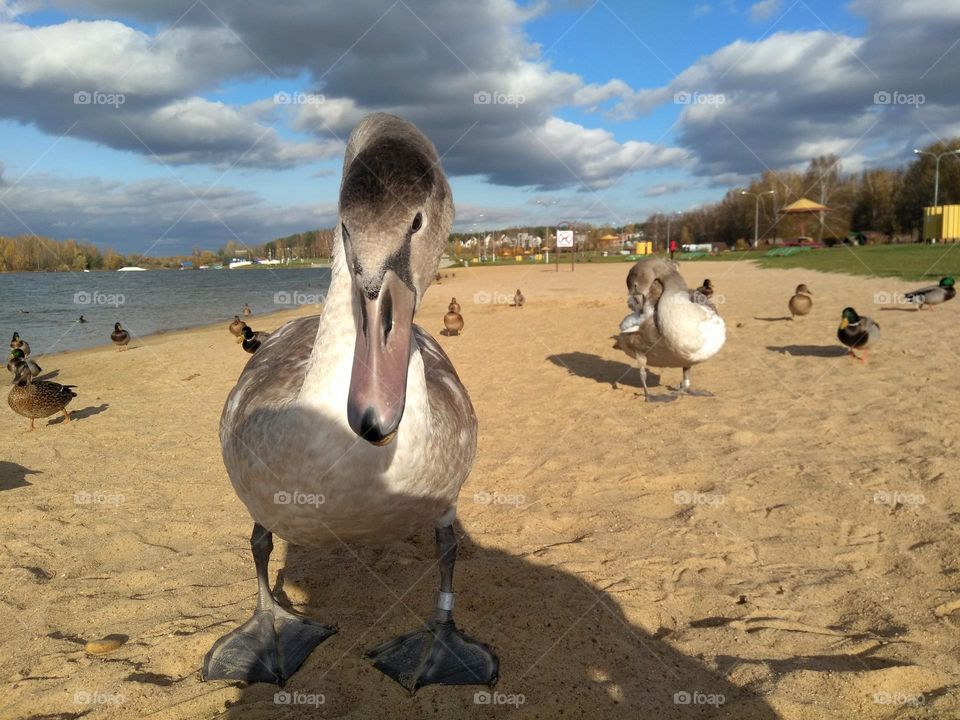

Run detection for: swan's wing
[[221, 314, 320, 434]]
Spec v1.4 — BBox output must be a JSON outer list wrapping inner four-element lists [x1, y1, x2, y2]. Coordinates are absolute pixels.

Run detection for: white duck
[[203, 114, 498, 692], [614, 257, 725, 401]]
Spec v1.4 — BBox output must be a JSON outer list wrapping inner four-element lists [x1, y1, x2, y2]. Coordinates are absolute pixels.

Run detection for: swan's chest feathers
[[659, 298, 726, 364]]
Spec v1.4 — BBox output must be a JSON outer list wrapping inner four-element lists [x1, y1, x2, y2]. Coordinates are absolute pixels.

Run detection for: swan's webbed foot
[[369, 523, 498, 693], [675, 367, 714, 397], [368, 618, 498, 692], [202, 523, 336, 685]]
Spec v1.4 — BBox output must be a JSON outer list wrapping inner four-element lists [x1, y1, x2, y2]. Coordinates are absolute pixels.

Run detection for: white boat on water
[[117, 266, 146, 272]]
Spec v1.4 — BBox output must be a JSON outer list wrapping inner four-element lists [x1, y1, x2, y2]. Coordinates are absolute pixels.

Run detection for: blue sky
[[0, 0, 956, 253]]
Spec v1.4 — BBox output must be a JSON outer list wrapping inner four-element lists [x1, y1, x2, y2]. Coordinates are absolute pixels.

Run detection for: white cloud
[[749, 0, 781, 22]]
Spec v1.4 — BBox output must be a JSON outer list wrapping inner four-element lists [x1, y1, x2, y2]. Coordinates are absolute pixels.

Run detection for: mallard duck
[[10, 332, 30, 357], [111, 322, 130, 350], [614, 257, 725, 401], [789, 283, 813, 319], [904, 276, 956, 310], [513, 289, 525, 308], [838, 307, 879, 363], [443, 308, 464, 336], [240, 326, 270, 354], [203, 114, 497, 691], [448, 297, 461, 313], [229, 315, 247, 343], [7, 348, 41, 379], [8, 364, 76, 431], [242, 303, 252, 317]]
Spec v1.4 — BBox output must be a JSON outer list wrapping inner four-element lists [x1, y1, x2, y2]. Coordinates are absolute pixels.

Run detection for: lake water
[[1, 268, 331, 355]]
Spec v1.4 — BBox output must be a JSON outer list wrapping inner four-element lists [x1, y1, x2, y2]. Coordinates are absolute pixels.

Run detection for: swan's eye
[[411, 213, 423, 233]]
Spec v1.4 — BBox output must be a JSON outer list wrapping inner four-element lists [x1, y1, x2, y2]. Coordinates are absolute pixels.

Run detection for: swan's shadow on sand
[[219, 527, 778, 719], [0, 461, 41, 490], [547, 352, 663, 390], [767, 345, 848, 358]]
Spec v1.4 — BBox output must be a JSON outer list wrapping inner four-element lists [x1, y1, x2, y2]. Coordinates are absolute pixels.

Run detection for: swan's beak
[[347, 270, 416, 446]]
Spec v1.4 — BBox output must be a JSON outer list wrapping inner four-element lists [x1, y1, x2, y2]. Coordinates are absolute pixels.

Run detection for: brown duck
[[8, 364, 77, 431], [788, 284, 813, 319]]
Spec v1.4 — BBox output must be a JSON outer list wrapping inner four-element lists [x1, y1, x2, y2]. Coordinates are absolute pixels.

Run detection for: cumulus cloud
[[24, 0, 683, 187], [0, 173, 336, 252]]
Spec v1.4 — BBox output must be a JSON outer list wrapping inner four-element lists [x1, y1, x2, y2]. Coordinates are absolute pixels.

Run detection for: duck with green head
[[10, 332, 30, 357], [838, 307, 879, 363], [240, 326, 270, 354], [904, 276, 955, 310], [111, 322, 130, 350], [7, 348, 41, 379], [8, 363, 76, 431]]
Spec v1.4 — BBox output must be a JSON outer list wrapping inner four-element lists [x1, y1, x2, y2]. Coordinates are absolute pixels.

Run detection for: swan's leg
[[677, 367, 714, 397], [368, 514, 498, 693], [635, 362, 676, 403], [203, 523, 336, 685]]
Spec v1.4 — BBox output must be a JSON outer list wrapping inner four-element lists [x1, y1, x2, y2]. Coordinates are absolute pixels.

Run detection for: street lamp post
[[535, 199, 560, 270], [741, 190, 775, 248], [913, 148, 960, 207]]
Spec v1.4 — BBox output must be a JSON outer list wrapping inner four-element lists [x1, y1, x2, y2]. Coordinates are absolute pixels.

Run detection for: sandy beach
[[2, 259, 959, 719]]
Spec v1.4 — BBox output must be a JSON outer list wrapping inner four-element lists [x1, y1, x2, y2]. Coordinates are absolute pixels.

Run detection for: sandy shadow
[[767, 345, 848, 358], [547, 352, 662, 390], [203, 399, 776, 718], [878, 307, 920, 313], [48, 403, 110, 425], [214, 527, 778, 719], [0, 461, 41, 490], [754, 316, 793, 322]]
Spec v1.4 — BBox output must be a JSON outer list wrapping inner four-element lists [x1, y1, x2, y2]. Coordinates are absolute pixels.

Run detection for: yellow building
[[923, 205, 960, 241]]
